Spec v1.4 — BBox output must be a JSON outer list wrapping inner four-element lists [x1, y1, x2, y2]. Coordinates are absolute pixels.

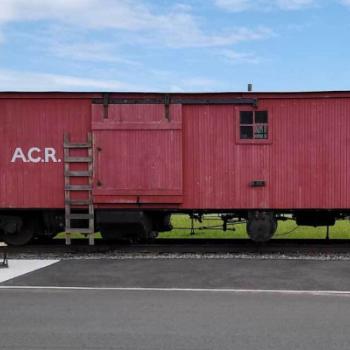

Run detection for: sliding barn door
[[91, 101, 183, 204]]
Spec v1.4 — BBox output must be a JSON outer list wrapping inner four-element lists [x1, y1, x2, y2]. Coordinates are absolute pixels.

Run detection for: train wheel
[[247, 211, 277, 243], [137, 231, 159, 243], [3, 223, 34, 246], [149, 231, 159, 240]]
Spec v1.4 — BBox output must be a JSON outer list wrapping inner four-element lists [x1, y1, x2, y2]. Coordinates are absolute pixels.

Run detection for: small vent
[[250, 180, 265, 187]]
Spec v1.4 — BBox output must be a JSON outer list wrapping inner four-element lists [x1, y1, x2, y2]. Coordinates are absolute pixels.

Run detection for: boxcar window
[[255, 111, 268, 124], [240, 111, 253, 124], [239, 110, 268, 140], [240, 125, 253, 139]]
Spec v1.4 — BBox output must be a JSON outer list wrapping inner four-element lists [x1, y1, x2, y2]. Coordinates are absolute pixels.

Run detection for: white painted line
[[0, 260, 59, 283], [0, 285, 350, 297]]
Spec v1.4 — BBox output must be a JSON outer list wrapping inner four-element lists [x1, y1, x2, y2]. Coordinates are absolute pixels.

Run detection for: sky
[[0, 0, 349, 92]]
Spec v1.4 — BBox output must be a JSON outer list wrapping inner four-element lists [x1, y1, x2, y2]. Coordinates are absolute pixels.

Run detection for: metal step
[[64, 142, 92, 149], [67, 213, 94, 220], [65, 185, 92, 191], [65, 228, 94, 234], [64, 156, 93, 163], [65, 171, 92, 177], [65, 199, 92, 205]]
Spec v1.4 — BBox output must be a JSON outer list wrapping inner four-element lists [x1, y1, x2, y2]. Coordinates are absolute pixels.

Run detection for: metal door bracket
[[164, 94, 171, 121], [103, 93, 110, 119]]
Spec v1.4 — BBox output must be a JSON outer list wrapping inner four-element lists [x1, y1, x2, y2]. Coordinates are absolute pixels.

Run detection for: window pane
[[240, 126, 253, 139], [255, 111, 268, 124], [254, 125, 268, 139], [240, 111, 253, 124]]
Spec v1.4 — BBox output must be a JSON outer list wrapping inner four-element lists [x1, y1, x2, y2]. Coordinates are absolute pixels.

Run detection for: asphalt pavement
[[2, 258, 350, 290], [1, 258, 350, 350]]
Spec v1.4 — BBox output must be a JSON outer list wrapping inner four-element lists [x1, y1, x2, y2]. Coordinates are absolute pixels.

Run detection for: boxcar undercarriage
[[0, 209, 347, 245]]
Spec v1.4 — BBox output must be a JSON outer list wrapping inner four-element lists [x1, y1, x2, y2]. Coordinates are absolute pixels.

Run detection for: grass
[[55, 214, 350, 240], [159, 214, 350, 239]]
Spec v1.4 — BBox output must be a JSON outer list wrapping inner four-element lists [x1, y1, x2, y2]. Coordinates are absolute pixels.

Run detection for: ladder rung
[[64, 156, 92, 163], [65, 228, 94, 234], [65, 171, 92, 177], [65, 199, 92, 205], [64, 142, 92, 149], [67, 213, 94, 220], [65, 185, 92, 191]]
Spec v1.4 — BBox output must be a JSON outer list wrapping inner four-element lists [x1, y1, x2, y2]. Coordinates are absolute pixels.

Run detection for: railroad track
[[5, 239, 350, 258]]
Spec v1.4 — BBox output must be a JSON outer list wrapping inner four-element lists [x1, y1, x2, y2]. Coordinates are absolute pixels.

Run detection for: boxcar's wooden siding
[[0, 98, 91, 208], [182, 97, 350, 209], [1, 92, 350, 210], [183, 104, 271, 209]]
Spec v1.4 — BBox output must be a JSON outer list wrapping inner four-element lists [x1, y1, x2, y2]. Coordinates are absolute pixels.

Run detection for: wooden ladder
[[64, 133, 95, 245]]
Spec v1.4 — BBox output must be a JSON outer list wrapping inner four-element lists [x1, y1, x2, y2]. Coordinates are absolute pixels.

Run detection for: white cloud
[[340, 0, 350, 5], [50, 41, 139, 65], [276, 0, 313, 9], [214, 0, 314, 11], [182, 77, 220, 89], [0, 0, 273, 48], [0, 69, 145, 91], [161, 26, 273, 48], [220, 49, 260, 64], [167, 78, 221, 92], [0, 69, 225, 92], [0, 1, 96, 24], [214, 0, 252, 12], [149, 69, 222, 91], [11, 26, 140, 65]]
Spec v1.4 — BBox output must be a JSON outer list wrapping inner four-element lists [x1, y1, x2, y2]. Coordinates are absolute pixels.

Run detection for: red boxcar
[[1, 91, 349, 244]]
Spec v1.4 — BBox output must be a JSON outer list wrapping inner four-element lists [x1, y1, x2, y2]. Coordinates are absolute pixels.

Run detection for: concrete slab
[[0, 260, 59, 283]]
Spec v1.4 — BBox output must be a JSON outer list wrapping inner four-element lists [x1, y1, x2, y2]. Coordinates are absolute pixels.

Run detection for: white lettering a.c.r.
[[11, 147, 61, 163]]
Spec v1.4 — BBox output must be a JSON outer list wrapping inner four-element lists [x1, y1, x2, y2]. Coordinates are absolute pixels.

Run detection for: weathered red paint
[[0, 97, 90, 208], [92, 103, 183, 204], [1, 91, 350, 210]]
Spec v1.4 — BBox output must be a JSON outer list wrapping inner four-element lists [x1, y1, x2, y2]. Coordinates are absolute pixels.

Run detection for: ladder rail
[[88, 132, 95, 246], [64, 132, 95, 246]]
